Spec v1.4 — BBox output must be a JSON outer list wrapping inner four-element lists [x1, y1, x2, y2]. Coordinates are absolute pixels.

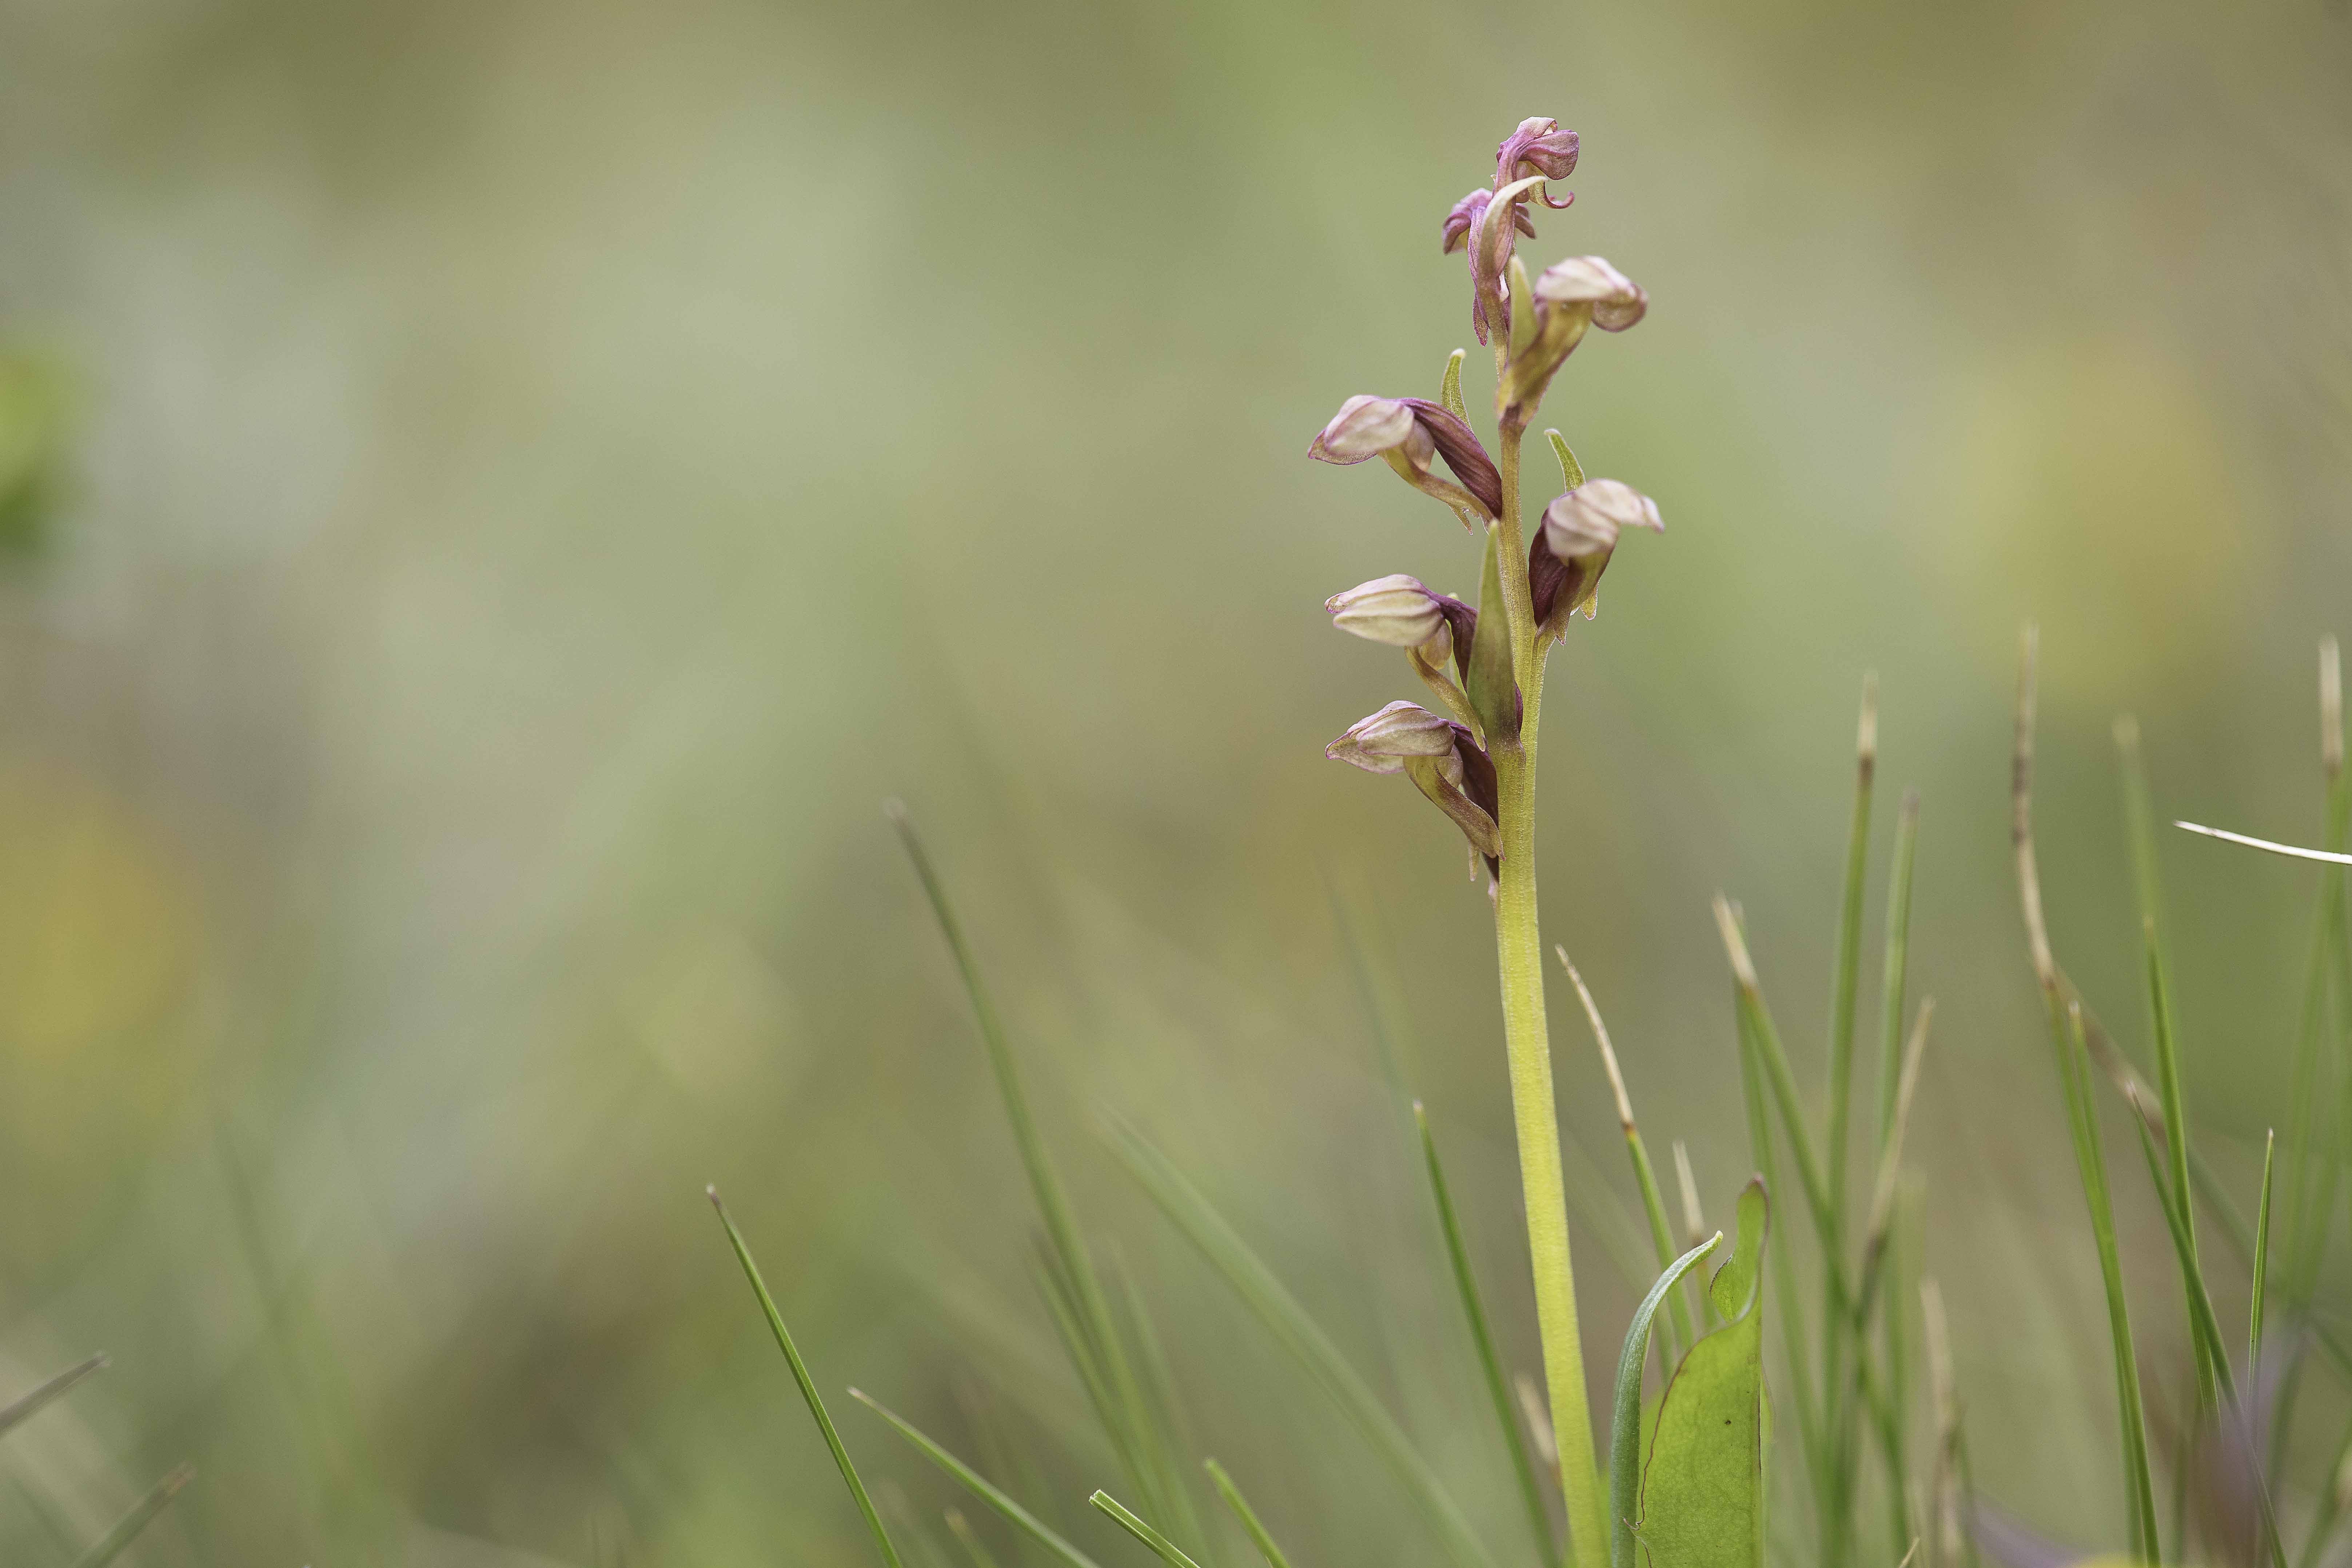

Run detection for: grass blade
[[2120, 718, 2221, 1413], [1608, 1233, 1723, 1568], [1731, 974, 1824, 1528], [711, 1188, 907, 1568], [949, 1508, 1009, 1568], [1816, 678, 1878, 1568], [2254, 1128, 2276, 1369], [1875, 788, 1921, 1563], [0, 1354, 107, 1438], [2120, 1085, 2235, 1403], [1204, 1460, 1294, 1568], [1711, 899, 1833, 1257], [70, 1463, 194, 1568], [854, 1389, 1109, 1568], [1107, 1120, 1498, 1568], [1559, 947, 1693, 1362], [1093, 1492, 1204, 1568], [1416, 1100, 1558, 1566], [2011, 629, 2160, 1560], [890, 805, 1193, 1552]]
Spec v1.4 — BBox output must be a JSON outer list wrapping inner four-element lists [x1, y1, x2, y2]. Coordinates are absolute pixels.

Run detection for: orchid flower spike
[[1325, 701, 1502, 863], [1528, 478, 1663, 635], [1307, 395, 1503, 522]]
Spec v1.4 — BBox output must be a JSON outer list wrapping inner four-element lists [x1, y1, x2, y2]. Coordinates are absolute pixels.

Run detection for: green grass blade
[[1827, 673, 1877, 1243], [1093, 1492, 1205, 1568], [1712, 899, 1832, 1251], [853, 1389, 1109, 1568], [949, 1508, 1009, 1568], [1609, 1233, 1723, 1568], [1559, 948, 1693, 1361], [70, 1463, 194, 1568], [1731, 979, 1824, 1524], [890, 805, 1184, 1549], [0, 1354, 107, 1438], [1561, 1131, 1669, 1297], [1416, 1101, 1559, 1566], [1874, 786, 1920, 1562], [2013, 630, 2160, 1560], [2120, 719, 2220, 1413], [1107, 1120, 1498, 1568], [2254, 1128, 2276, 1369], [1204, 1460, 1295, 1568], [2121, 1086, 2235, 1404], [2058, 1002, 2163, 1561], [1818, 678, 1876, 1568], [711, 1189, 907, 1568], [1876, 789, 1921, 1158], [1106, 1248, 1208, 1559]]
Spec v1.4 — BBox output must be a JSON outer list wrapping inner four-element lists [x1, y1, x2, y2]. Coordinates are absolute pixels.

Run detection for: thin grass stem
[[1093, 1492, 1205, 1568], [2012, 629, 2161, 1561], [69, 1463, 193, 1568], [711, 1189, 907, 1568], [1558, 948, 1692, 1362], [1108, 1122, 1498, 1568], [2253, 1129, 2276, 1371], [1416, 1102, 1559, 1566], [0, 1354, 107, 1437], [891, 806, 1192, 1550], [854, 1391, 1107, 1568], [1204, 1461, 1294, 1568]]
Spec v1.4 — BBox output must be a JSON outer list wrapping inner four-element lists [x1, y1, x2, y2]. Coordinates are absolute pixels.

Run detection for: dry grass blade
[[2174, 822, 2352, 865]]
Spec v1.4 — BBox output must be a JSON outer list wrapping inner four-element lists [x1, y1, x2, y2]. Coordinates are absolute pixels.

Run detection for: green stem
[[1488, 411, 1606, 1568]]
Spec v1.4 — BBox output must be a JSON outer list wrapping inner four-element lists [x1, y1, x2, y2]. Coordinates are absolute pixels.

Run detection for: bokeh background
[[1, 0, 2349, 1563]]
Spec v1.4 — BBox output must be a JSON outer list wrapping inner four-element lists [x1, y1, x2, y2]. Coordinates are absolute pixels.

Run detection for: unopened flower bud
[[1306, 396, 1502, 522], [1495, 117, 1579, 199], [1326, 574, 1446, 647], [1324, 700, 1459, 774], [1528, 478, 1663, 632]]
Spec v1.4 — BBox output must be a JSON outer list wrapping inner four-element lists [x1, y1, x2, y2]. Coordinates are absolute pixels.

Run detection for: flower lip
[[1325, 700, 1459, 773], [1533, 256, 1648, 332], [1307, 395, 1425, 465]]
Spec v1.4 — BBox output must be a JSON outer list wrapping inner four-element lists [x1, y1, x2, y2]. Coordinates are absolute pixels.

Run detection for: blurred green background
[[0, 0, 2349, 1563]]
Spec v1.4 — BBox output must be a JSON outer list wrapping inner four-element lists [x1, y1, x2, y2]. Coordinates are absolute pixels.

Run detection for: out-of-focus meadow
[[0, 0, 2349, 1563]]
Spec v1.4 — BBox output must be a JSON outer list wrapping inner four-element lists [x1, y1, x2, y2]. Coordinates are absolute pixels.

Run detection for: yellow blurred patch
[[1934, 337, 2261, 694], [0, 761, 198, 1164]]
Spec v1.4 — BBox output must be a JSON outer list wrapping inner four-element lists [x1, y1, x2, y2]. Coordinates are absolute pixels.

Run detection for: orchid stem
[[1488, 407, 1604, 1568]]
